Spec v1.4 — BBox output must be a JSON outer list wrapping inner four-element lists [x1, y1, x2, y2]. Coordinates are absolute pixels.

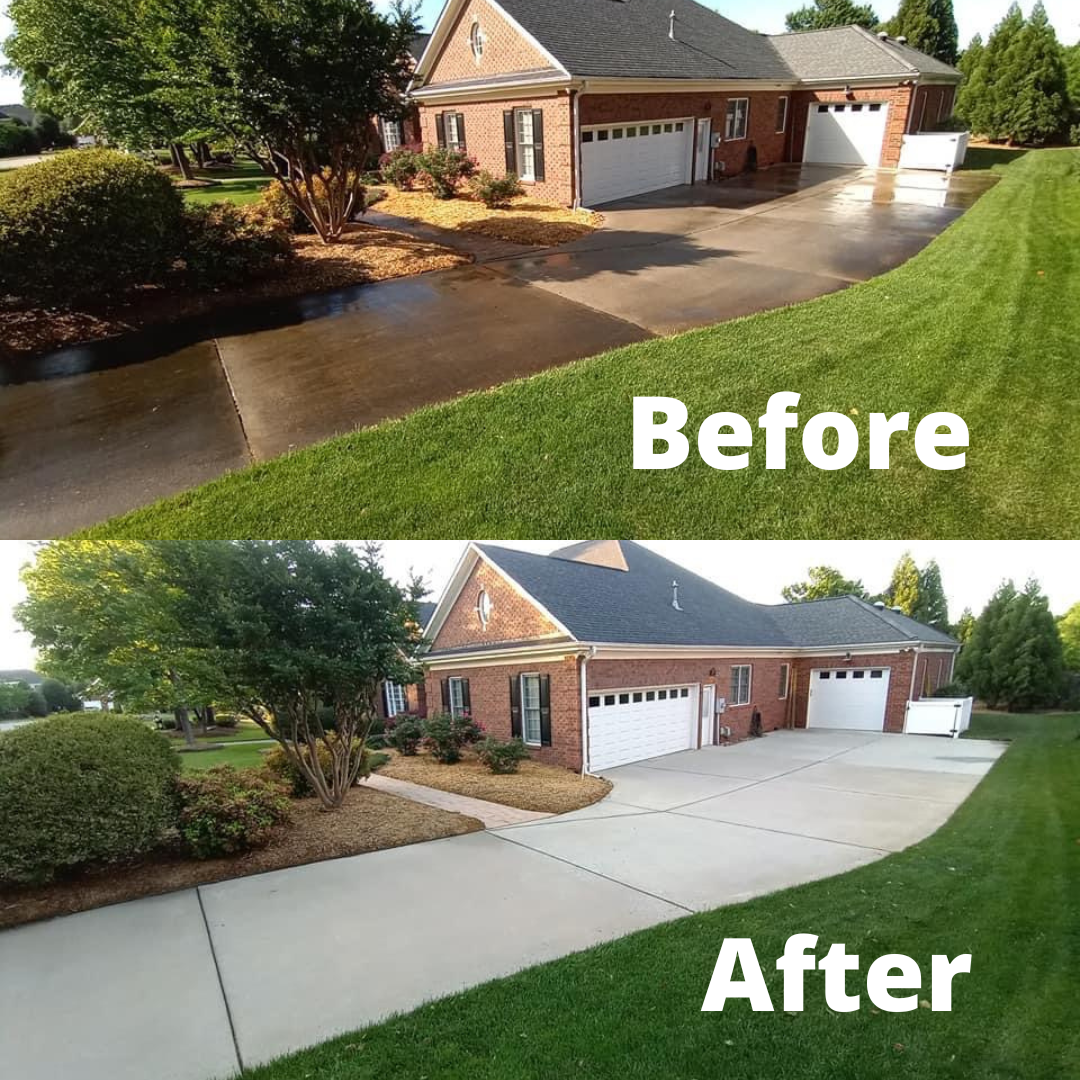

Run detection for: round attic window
[[470, 21, 484, 60], [476, 588, 493, 629]]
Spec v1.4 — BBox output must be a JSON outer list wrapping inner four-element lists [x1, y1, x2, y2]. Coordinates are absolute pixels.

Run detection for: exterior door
[[580, 118, 694, 206], [587, 684, 698, 771], [803, 102, 890, 166], [806, 668, 891, 731], [695, 118, 712, 182]]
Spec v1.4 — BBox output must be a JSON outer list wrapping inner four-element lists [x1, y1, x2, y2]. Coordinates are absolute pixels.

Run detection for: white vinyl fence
[[898, 131, 970, 173], [904, 697, 974, 738]]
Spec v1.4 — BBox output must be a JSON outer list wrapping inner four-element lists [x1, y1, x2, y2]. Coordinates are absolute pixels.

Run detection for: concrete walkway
[[0, 731, 1006, 1079], [365, 772, 550, 828]]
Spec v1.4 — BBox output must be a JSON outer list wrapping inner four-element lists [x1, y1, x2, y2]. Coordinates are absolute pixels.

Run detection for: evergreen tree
[[956, 34, 986, 124], [886, 552, 921, 616], [952, 607, 976, 645], [785, 0, 879, 32], [966, 4, 1026, 140], [912, 559, 949, 628], [1008, 1, 1069, 144], [885, 0, 959, 65], [957, 580, 1016, 707], [1058, 601, 1080, 670], [1065, 44, 1080, 134]]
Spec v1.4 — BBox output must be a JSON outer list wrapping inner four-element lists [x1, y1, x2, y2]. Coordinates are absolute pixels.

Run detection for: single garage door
[[581, 118, 693, 206], [587, 684, 697, 771], [806, 668, 891, 731], [804, 102, 890, 166]]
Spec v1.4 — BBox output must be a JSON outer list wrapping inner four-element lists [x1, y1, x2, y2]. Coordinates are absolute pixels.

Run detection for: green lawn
[[94, 149, 1079, 540], [248, 713, 1078, 1080], [182, 160, 272, 206], [176, 740, 272, 771]]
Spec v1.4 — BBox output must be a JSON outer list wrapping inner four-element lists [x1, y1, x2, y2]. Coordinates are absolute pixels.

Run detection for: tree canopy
[[1059, 601, 1080, 671], [883, 0, 959, 65], [912, 559, 949, 629], [785, 0, 879, 31], [781, 566, 868, 603]]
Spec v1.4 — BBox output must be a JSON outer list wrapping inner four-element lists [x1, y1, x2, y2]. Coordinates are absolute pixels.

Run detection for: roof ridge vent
[[896, 36, 907, 44], [874, 601, 886, 608], [878, 31, 889, 39], [891, 606, 905, 613]]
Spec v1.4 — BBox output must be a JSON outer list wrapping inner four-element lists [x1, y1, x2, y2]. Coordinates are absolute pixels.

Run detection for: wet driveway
[[0, 165, 996, 537]]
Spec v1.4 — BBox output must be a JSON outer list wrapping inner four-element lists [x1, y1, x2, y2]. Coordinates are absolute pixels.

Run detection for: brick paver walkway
[[365, 773, 551, 829]]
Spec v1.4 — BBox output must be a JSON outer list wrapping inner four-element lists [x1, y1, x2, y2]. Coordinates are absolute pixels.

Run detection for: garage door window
[[730, 665, 752, 706], [725, 98, 749, 141]]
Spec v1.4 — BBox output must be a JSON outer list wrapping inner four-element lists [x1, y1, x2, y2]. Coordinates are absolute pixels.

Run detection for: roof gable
[[770, 25, 960, 81]]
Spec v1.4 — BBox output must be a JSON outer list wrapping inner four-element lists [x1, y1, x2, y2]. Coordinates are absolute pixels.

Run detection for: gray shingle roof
[[496, 0, 794, 80], [465, 542, 957, 650], [0, 669, 43, 685], [770, 25, 960, 81]]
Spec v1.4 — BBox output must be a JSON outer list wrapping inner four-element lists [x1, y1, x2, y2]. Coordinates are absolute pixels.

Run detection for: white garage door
[[587, 684, 697, 771], [581, 118, 693, 206], [804, 102, 890, 166], [806, 668, 891, 731]]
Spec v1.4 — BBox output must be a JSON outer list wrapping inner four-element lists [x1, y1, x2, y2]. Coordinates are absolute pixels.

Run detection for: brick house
[[423, 542, 959, 773], [409, 0, 962, 207]]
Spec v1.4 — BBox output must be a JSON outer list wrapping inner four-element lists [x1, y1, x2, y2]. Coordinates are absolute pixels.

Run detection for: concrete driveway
[[0, 730, 1004, 1080]]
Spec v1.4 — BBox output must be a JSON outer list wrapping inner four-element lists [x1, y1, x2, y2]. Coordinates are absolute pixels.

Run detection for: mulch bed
[[0, 786, 482, 931], [381, 750, 612, 814], [0, 223, 470, 365], [375, 187, 603, 247]]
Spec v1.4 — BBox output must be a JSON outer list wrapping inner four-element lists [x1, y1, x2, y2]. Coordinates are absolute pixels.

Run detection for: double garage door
[[804, 102, 890, 166], [806, 667, 891, 731], [581, 118, 693, 206], [587, 684, 697, 771]]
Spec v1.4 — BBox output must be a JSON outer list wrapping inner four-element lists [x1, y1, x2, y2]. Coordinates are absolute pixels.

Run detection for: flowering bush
[[470, 170, 524, 209], [379, 143, 424, 189], [475, 736, 531, 774], [417, 147, 478, 199], [385, 714, 425, 756], [423, 711, 484, 764]]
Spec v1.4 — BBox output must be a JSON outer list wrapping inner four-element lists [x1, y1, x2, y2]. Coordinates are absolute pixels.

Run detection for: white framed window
[[725, 98, 749, 141], [776, 96, 789, 134], [778, 664, 790, 700], [515, 108, 537, 182], [381, 119, 403, 152], [521, 673, 542, 746], [384, 681, 408, 717], [470, 21, 484, 60], [448, 676, 467, 718], [476, 588, 492, 629], [446, 113, 463, 151], [730, 665, 752, 706]]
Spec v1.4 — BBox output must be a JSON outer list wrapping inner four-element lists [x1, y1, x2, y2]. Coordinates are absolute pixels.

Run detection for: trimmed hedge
[[180, 201, 293, 288], [0, 714, 180, 884], [175, 766, 291, 858], [0, 149, 185, 300]]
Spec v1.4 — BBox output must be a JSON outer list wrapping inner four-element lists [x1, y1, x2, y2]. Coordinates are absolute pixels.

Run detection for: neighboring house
[[376, 33, 434, 155], [423, 542, 958, 773], [376, 600, 437, 721], [0, 105, 42, 127], [0, 669, 43, 687], [408, 0, 962, 206]]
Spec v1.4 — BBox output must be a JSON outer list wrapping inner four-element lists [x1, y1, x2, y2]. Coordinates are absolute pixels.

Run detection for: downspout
[[579, 645, 596, 775], [907, 644, 923, 720], [572, 83, 585, 209]]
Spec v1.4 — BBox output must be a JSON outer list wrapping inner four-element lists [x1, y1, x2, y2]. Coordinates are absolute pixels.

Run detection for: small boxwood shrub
[[476, 735, 531, 774], [379, 144, 424, 189], [417, 147, 477, 199], [470, 171, 524, 209], [175, 766, 291, 858], [0, 149, 185, 300], [257, 180, 313, 234], [385, 714, 425, 755], [180, 202, 293, 288], [423, 712, 484, 764], [263, 735, 375, 798], [0, 714, 180, 884]]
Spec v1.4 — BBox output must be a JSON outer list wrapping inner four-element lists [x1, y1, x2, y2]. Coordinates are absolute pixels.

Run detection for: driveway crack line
[[665, 811, 894, 855], [196, 886, 245, 1077], [211, 336, 255, 465]]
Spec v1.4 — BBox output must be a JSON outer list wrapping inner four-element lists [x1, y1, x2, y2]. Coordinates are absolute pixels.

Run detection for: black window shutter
[[509, 676, 522, 738], [532, 109, 545, 182], [441, 678, 450, 710], [539, 674, 552, 746], [503, 110, 516, 173], [435, 112, 447, 148], [461, 679, 471, 710], [456, 113, 466, 151]]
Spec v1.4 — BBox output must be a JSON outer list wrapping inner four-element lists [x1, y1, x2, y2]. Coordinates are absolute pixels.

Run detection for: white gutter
[[572, 85, 583, 209], [579, 645, 596, 776]]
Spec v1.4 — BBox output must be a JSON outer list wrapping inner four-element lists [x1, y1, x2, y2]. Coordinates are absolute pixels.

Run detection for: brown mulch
[[381, 750, 612, 814], [376, 187, 603, 247], [0, 786, 482, 931], [0, 223, 470, 364]]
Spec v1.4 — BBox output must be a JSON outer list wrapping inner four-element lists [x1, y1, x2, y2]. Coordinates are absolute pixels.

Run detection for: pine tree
[[885, 0, 959, 65], [956, 580, 1016, 707], [956, 34, 986, 123], [966, 4, 1026, 140], [1008, 1, 1069, 144], [952, 607, 976, 645], [912, 560, 949, 628], [886, 552, 921, 616], [785, 0, 879, 32]]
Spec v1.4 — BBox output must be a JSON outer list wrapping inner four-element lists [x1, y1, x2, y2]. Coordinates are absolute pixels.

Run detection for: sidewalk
[[365, 773, 551, 828]]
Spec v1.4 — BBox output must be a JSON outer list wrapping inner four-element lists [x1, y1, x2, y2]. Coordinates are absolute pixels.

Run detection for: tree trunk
[[174, 705, 196, 747], [193, 141, 212, 168], [170, 142, 194, 181]]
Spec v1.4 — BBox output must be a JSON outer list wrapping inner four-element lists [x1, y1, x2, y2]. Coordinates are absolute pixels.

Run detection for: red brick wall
[[914, 651, 955, 699], [425, 0, 552, 83], [424, 656, 582, 769], [791, 85, 915, 168], [581, 91, 793, 179], [910, 85, 957, 132], [418, 93, 574, 204], [430, 558, 563, 651]]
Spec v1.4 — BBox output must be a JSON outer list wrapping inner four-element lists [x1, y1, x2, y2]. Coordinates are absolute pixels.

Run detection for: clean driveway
[[0, 730, 1005, 1080]]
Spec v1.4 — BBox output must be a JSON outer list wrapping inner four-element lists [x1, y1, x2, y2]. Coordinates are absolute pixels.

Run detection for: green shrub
[[423, 711, 484, 764], [263, 734, 374, 798], [476, 735, 531, 774], [0, 713, 179, 884], [257, 180, 313, 234], [1070, 124, 1080, 148], [180, 202, 292, 288], [175, 766, 291, 859], [213, 713, 239, 729], [0, 149, 185, 300], [417, 147, 477, 199], [470, 170, 524, 209], [379, 144, 424, 189], [0, 120, 41, 157], [385, 714, 425, 755], [933, 683, 971, 698]]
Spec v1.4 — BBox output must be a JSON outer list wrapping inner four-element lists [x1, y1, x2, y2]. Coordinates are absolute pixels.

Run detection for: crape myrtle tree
[[785, 0, 879, 32], [781, 566, 869, 603], [205, 542, 427, 809]]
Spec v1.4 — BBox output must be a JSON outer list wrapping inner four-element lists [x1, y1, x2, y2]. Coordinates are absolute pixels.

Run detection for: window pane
[[853, 671, 865, 679], [646, 691, 655, 701], [681, 688, 689, 698], [598, 130, 609, 141], [588, 695, 600, 708], [619, 693, 629, 704], [523, 675, 542, 743], [582, 131, 594, 143], [449, 678, 465, 716], [633, 692, 643, 703], [604, 694, 615, 706], [871, 670, 884, 678], [663, 123, 673, 133], [652, 125, 662, 134], [658, 690, 667, 700], [836, 671, 847, 679], [820, 671, 831, 679], [613, 128, 623, 139]]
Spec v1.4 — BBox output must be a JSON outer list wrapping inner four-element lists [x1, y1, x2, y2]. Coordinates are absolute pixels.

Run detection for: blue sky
[[2, 1, 1078, 109]]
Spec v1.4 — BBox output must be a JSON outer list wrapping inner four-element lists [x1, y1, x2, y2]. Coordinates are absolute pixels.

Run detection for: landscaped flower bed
[[381, 749, 612, 814]]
